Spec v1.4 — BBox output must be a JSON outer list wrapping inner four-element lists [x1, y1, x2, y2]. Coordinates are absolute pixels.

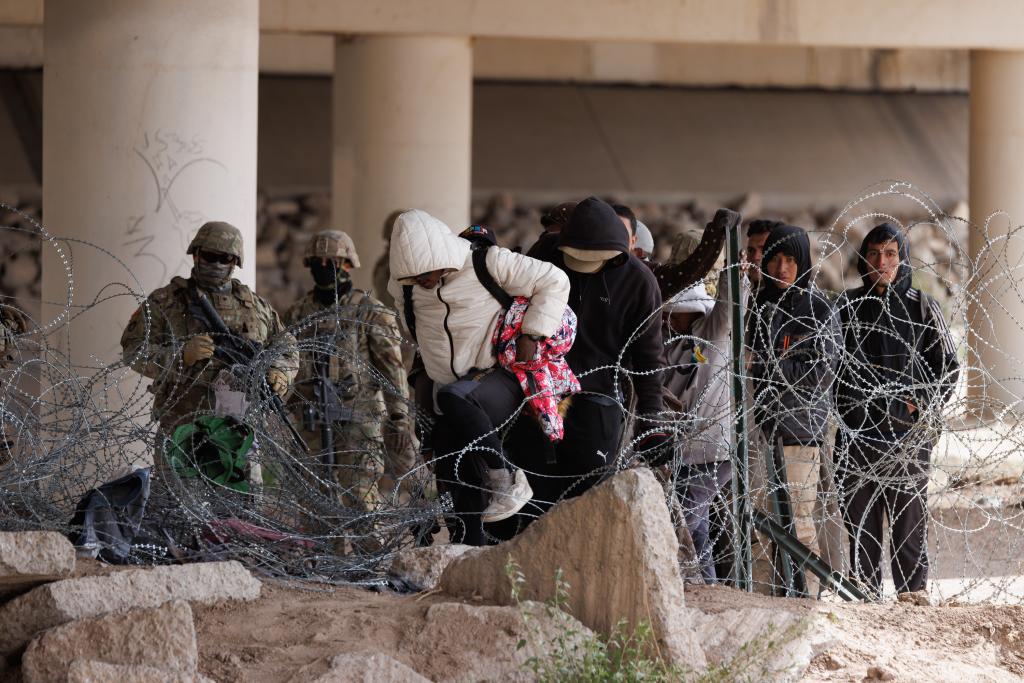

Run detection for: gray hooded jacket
[[664, 269, 750, 465]]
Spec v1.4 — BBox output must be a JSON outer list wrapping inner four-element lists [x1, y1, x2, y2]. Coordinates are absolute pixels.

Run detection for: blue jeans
[[676, 461, 732, 582]]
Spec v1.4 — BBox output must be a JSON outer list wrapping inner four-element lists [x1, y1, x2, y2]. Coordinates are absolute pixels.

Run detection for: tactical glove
[[182, 334, 215, 367], [266, 368, 290, 398]]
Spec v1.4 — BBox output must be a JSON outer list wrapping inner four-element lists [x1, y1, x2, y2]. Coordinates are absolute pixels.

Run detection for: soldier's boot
[[481, 468, 532, 524]]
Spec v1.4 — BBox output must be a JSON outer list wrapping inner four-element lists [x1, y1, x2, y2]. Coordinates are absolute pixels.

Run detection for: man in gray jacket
[[664, 266, 750, 582]]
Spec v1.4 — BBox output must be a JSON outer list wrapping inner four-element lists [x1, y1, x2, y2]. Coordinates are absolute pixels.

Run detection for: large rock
[[0, 532, 75, 597], [690, 606, 836, 682], [282, 601, 584, 683], [67, 660, 214, 683], [439, 468, 705, 668], [402, 601, 593, 683], [387, 544, 473, 591], [312, 653, 430, 683], [0, 561, 259, 658], [22, 601, 197, 683]]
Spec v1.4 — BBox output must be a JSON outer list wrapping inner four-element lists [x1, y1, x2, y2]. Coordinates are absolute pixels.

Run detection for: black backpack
[[402, 244, 513, 343]]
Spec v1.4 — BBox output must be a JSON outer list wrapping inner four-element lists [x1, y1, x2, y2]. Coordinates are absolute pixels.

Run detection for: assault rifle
[[301, 349, 354, 467], [186, 285, 308, 454]]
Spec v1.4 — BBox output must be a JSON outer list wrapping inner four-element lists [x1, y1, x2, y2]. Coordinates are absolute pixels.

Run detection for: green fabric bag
[[167, 415, 255, 493]]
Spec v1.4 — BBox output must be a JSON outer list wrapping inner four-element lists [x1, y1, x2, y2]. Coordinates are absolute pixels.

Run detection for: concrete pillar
[[42, 0, 258, 360], [333, 36, 472, 291], [41, 0, 258, 465], [969, 50, 1024, 411]]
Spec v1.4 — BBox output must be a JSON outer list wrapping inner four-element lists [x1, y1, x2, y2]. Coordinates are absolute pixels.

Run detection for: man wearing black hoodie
[[834, 223, 959, 598], [527, 197, 669, 505], [748, 223, 840, 595]]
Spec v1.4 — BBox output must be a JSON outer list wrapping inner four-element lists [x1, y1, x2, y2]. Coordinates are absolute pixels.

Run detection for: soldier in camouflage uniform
[[284, 230, 418, 553], [120, 221, 299, 487], [0, 305, 26, 370], [0, 305, 26, 465]]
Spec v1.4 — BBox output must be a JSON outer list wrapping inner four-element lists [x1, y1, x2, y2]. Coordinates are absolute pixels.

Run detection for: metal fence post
[[728, 221, 752, 590]]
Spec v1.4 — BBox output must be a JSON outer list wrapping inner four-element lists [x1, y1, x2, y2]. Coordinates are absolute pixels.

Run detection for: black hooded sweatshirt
[[834, 223, 959, 440], [529, 197, 666, 415], [748, 224, 840, 446]]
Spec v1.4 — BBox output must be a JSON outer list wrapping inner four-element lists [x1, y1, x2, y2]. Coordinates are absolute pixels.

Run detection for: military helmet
[[304, 230, 361, 268], [187, 221, 244, 266]]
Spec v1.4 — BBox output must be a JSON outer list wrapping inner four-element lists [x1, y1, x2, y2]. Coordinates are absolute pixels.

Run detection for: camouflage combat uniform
[[0, 305, 26, 369], [0, 305, 26, 466], [120, 222, 298, 461], [284, 231, 416, 548], [121, 278, 298, 429]]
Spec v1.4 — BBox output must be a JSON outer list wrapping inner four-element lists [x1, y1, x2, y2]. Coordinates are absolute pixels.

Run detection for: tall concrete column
[[41, 1, 258, 468], [333, 36, 472, 291], [42, 0, 258, 361], [969, 50, 1024, 412]]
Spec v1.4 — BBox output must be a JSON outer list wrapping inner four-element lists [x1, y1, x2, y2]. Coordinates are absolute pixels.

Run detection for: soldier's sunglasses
[[197, 250, 237, 265]]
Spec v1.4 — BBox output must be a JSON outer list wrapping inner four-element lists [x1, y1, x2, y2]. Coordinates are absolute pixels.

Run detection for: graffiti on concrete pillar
[[124, 130, 228, 287]]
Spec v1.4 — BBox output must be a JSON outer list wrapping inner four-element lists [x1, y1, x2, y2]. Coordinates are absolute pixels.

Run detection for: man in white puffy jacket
[[388, 209, 571, 545]]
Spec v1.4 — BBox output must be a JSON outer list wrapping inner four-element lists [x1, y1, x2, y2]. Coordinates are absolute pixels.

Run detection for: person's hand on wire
[[266, 368, 290, 398], [182, 334, 215, 367]]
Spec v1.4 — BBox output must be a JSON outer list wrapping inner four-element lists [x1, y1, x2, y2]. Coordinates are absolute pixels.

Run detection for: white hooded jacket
[[388, 210, 571, 385]]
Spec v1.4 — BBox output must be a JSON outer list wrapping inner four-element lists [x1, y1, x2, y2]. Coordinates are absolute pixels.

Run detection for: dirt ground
[[71, 482, 1024, 682], [689, 584, 1024, 682], [186, 576, 1024, 683]]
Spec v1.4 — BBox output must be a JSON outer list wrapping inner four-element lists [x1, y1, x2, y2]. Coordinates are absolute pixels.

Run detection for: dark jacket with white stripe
[[834, 223, 960, 440]]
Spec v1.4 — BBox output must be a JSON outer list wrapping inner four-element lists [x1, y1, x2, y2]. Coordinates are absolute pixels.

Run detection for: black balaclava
[[757, 223, 812, 306], [191, 261, 233, 292], [310, 259, 353, 305]]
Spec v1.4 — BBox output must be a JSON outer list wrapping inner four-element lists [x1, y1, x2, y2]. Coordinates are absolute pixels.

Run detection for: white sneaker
[[481, 468, 533, 523]]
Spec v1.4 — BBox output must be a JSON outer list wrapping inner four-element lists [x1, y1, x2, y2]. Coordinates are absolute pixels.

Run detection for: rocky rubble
[[6, 470, 1020, 682], [0, 191, 42, 313], [22, 601, 198, 683], [303, 653, 430, 683], [471, 192, 968, 300], [0, 189, 967, 316], [0, 531, 260, 681], [0, 531, 75, 598], [66, 659, 214, 683], [386, 543, 473, 591], [0, 560, 261, 658]]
